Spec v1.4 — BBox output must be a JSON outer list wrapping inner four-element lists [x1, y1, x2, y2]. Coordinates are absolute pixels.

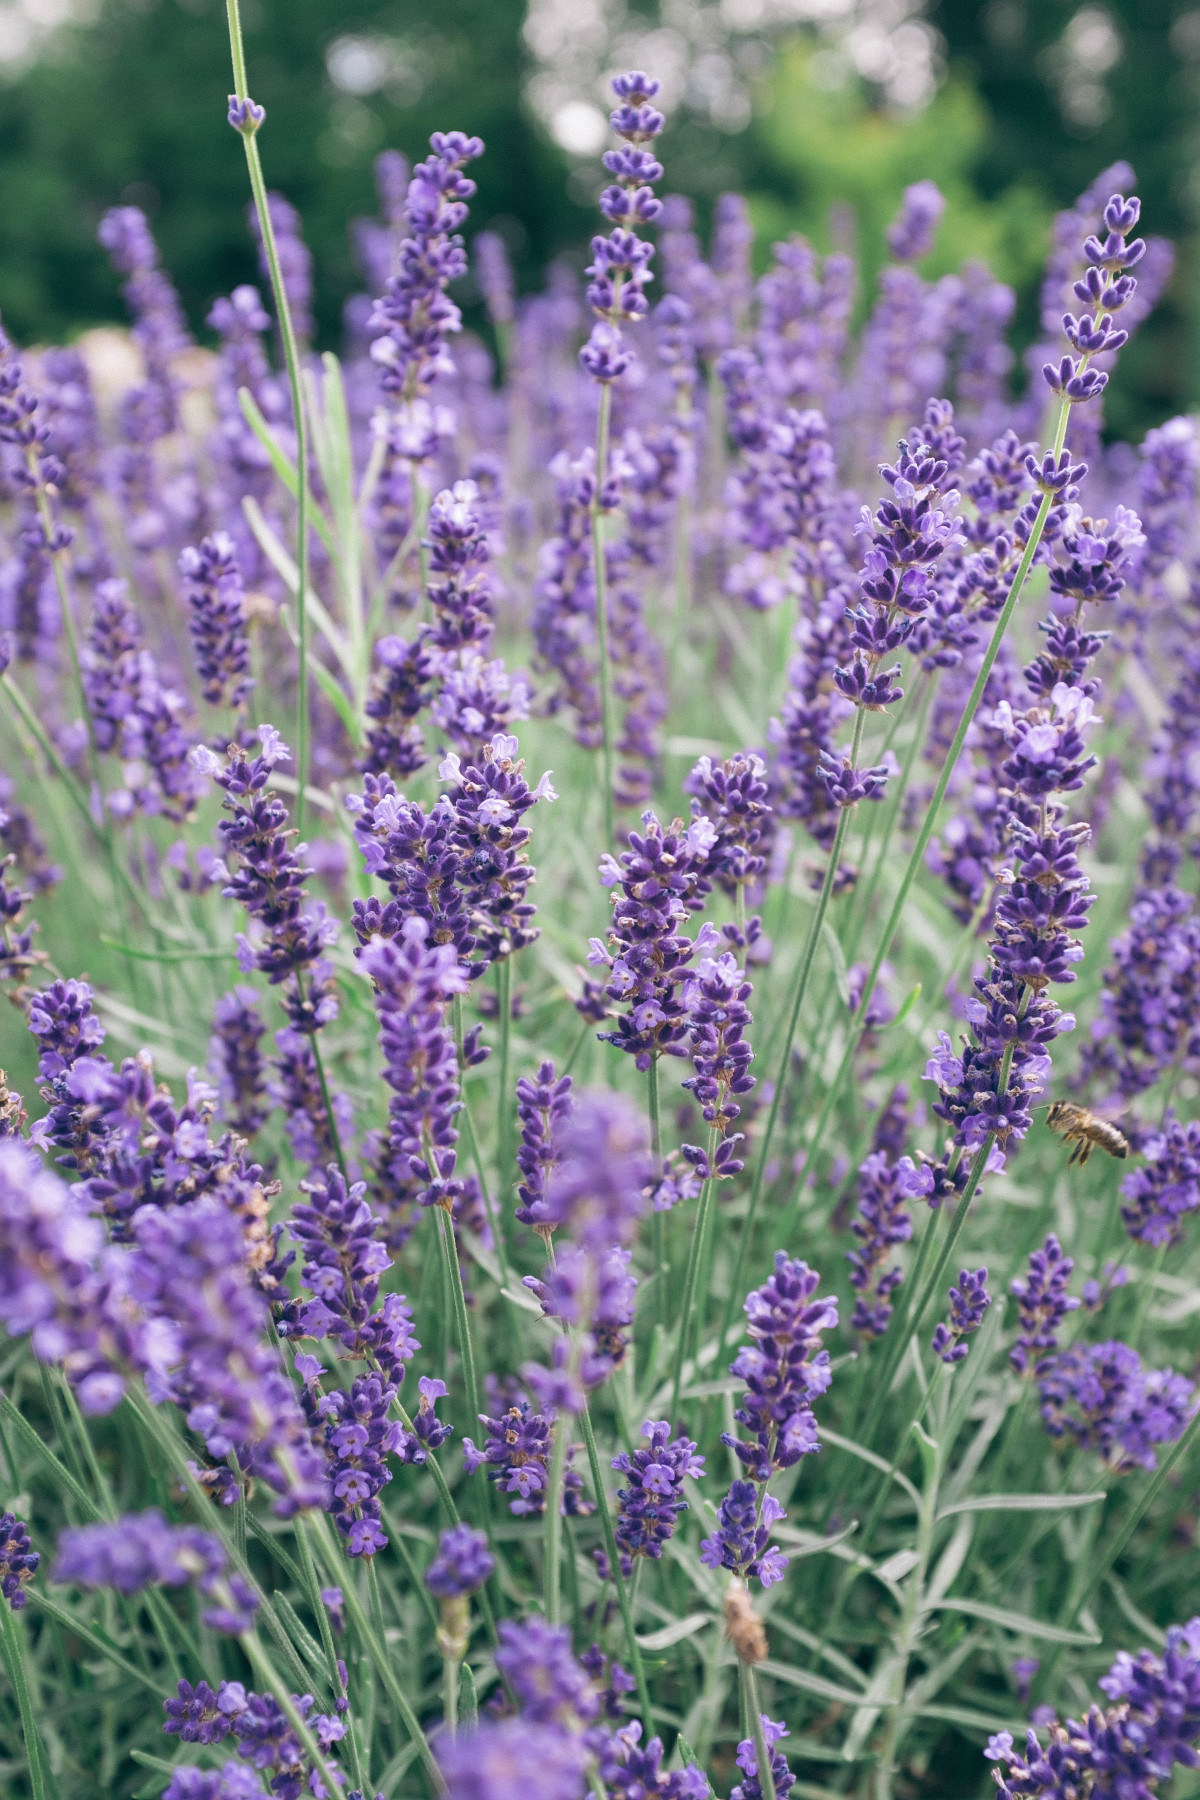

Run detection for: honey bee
[[1045, 1101, 1129, 1167]]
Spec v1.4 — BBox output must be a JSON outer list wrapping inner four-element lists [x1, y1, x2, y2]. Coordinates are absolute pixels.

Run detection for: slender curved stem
[[716, 709, 865, 1359], [578, 1400, 654, 1726], [226, 0, 312, 832], [0, 1598, 49, 1800], [543, 1408, 570, 1625], [670, 1127, 720, 1423], [435, 1202, 482, 1430], [591, 384, 617, 845]]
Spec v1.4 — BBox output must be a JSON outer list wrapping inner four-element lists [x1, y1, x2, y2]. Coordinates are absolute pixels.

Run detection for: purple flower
[[209, 987, 268, 1138], [495, 1614, 598, 1726], [1010, 1234, 1081, 1378], [369, 131, 484, 459], [192, 726, 338, 1015], [680, 952, 756, 1152], [1121, 1117, 1200, 1248], [0, 1512, 38, 1611], [931, 1267, 991, 1364], [462, 1395, 589, 1519], [515, 1060, 573, 1232], [600, 1721, 711, 1799], [436, 1719, 588, 1800], [54, 1510, 257, 1632], [359, 632, 437, 779], [541, 1088, 653, 1250], [579, 73, 666, 383], [730, 1715, 792, 1800], [278, 1164, 419, 1384], [359, 917, 466, 1224], [985, 1616, 1200, 1800], [295, 1362, 406, 1556], [723, 1252, 837, 1480], [425, 1523, 495, 1598], [179, 533, 254, 710], [700, 1479, 788, 1588], [847, 1152, 931, 1337], [887, 181, 945, 262], [612, 1420, 704, 1560], [590, 812, 717, 1071], [162, 1679, 346, 1798], [1039, 1339, 1195, 1471]]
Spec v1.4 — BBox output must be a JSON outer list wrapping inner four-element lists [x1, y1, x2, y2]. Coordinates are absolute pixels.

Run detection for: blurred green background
[[0, 0, 1194, 443]]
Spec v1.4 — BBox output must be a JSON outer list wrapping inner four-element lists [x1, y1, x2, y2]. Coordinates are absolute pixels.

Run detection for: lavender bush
[[0, 18, 1197, 1800]]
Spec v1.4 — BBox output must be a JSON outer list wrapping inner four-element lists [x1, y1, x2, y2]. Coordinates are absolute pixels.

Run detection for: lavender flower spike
[[179, 533, 254, 710], [54, 1510, 258, 1633], [932, 1267, 991, 1364], [612, 1420, 704, 1560], [0, 1513, 38, 1611]]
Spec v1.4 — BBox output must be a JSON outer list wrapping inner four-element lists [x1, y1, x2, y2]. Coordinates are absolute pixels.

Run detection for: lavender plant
[[0, 24, 1197, 1800]]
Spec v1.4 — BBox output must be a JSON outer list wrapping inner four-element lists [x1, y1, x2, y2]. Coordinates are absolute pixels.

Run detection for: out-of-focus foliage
[[0, 0, 1193, 441], [0, 0, 576, 345]]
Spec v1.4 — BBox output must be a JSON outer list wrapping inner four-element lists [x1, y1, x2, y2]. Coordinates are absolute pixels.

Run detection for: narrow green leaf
[[821, 918, 850, 1006], [822, 1428, 922, 1508], [936, 1491, 1105, 1520], [636, 1612, 714, 1652], [924, 1597, 1100, 1645], [237, 388, 334, 551], [99, 936, 233, 964], [759, 1657, 872, 1708]]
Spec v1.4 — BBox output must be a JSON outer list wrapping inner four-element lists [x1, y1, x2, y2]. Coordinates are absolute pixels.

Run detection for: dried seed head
[[724, 1576, 767, 1664]]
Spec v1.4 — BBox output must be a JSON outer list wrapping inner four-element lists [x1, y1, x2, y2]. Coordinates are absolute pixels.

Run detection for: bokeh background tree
[[0, 0, 1194, 440]]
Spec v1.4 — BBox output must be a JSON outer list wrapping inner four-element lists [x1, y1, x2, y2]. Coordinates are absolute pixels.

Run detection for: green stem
[[308, 1021, 348, 1184], [591, 383, 617, 845], [307, 1515, 443, 1788], [717, 709, 864, 1358], [434, 1203, 482, 1430], [647, 1055, 667, 1319], [0, 1594, 49, 1800], [578, 1400, 654, 1726], [225, 0, 312, 832], [1070, 1404, 1200, 1626], [741, 1663, 777, 1800], [543, 1409, 570, 1625], [297, 1518, 368, 1796], [444, 1657, 460, 1737], [495, 955, 513, 1239], [670, 1129, 720, 1424]]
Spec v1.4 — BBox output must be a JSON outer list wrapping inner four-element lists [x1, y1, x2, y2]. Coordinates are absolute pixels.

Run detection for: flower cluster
[[931, 1267, 991, 1364], [985, 1617, 1200, 1799], [612, 1420, 704, 1561], [580, 73, 666, 384], [847, 1152, 931, 1337], [0, 1512, 38, 1611], [54, 1510, 258, 1632], [590, 813, 717, 1070]]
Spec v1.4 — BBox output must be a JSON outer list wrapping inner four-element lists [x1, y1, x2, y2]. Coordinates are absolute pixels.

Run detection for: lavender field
[[0, 14, 1198, 1800]]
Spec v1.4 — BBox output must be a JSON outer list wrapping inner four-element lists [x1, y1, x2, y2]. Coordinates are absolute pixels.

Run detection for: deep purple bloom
[[699, 1479, 788, 1588], [162, 1679, 346, 1798], [985, 1616, 1200, 1800], [680, 952, 756, 1153], [723, 1252, 837, 1480], [847, 1152, 931, 1337], [295, 1359, 407, 1556], [1010, 1234, 1081, 1377], [589, 812, 718, 1070], [462, 1396, 589, 1519], [0, 1512, 38, 1611], [179, 533, 254, 710], [612, 1420, 704, 1560], [425, 1523, 495, 1598], [730, 1716, 793, 1800], [515, 1060, 573, 1231], [1039, 1339, 1194, 1471], [932, 1267, 991, 1363], [495, 1614, 598, 1726], [601, 1722, 711, 1799]]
